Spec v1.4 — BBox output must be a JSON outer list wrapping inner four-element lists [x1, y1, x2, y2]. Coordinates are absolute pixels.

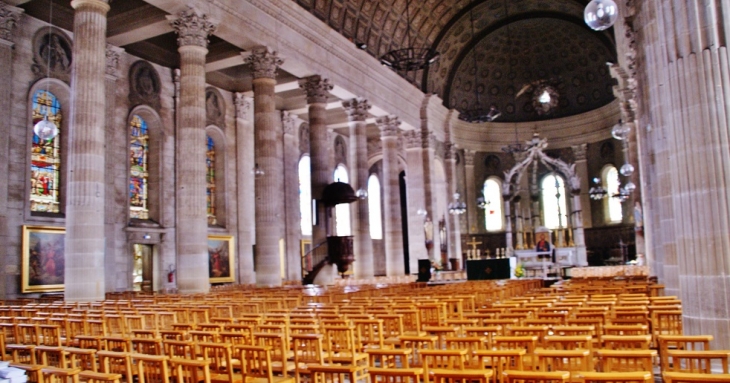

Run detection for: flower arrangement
[[430, 260, 443, 272], [514, 263, 525, 278]]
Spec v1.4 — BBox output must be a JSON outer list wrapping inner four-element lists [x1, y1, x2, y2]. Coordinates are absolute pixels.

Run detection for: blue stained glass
[[129, 115, 149, 219], [206, 135, 216, 225]]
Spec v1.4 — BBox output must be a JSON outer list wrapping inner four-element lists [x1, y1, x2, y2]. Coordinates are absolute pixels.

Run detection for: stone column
[[245, 47, 284, 286], [168, 8, 216, 294], [422, 132, 440, 260], [571, 144, 592, 229], [300, 76, 335, 283], [342, 98, 374, 279], [377, 116, 405, 276], [443, 145, 462, 268], [234, 93, 255, 284], [463, 150, 477, 233], [103, 44, 124, 293], [64, 0, 109, 301], [282, 111, 303, 281], [0, 2, 20, 300], [403, 130, 426, 274]]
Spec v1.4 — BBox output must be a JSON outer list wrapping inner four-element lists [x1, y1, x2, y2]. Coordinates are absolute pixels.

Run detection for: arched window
[[333, 165, 351, 236], [483, 178, 504, 231], [30, 90, 62, 213], [299, 156, 312, 236], [206, 135, 216, 225], [541, 174, 568, 229], [129, 115, 149, 219], [603, 165, 623, 223], [368, 174, 382, 240]]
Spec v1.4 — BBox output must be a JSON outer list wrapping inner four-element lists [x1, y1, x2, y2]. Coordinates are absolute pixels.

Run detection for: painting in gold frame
[[208, 234, 235, 283], [22, 225, 65, 293]]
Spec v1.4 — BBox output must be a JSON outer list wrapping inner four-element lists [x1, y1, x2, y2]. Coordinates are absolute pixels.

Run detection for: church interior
[[0, 0, 729, 380]]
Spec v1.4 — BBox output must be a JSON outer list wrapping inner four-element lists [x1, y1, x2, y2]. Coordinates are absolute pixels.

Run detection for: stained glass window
[[483, 178, 504, 232], [368, 174, 382, 240], [299, 156, 312, 236], [30, 90, 62, 213], [206, 135, 217, 225], [334, 165, 351, 236], [542, 174, 569, 229], [129, 115, 149, 219], [604, 165, 623, 223]]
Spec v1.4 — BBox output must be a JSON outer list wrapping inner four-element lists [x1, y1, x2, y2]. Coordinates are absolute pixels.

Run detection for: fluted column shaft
[[444, 153, 462, 268], [234, 93, 255, 284], [378, 116, 404, 276], [637, 1, 730, 348], [64, 0, 109, 301], [343, 99, 373, 279], [246, 47, 284, 286], [282, 112, 302, 281], [403, 130, 427, 273], [464, 150, 477, 234], [169, 9, 215, 293]]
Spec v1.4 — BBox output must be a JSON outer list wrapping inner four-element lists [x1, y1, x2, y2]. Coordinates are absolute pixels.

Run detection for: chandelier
[[589, 177, 608, 200], [458, 10, 500, 123], [448, 193, 467, 215], [33, 0, 59, 142], [380, 0, 439, 72]]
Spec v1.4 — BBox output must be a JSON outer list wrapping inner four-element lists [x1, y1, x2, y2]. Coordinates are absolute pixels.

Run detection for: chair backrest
[[662, 371, 730, 383], [602, 335, 651, 350], [133, 353, 170, 383], [432, 370, 493, 383], [666, 350, 730, 374], [36, 345, 69, 368], [657, 335, 713, 371], [353, 319, 385, 350], [67, 347, 98, 372], [575, 371, 653, 383], [475, 350, 525, 383], [420, 349, 467, 383], [41, 366, 81, 383], [163, 340, 195, 359], [502, 369, 570, 383], [169, 358, 212, 383], [367, 348, 412, 369], [237, 345, 274, 382], [595, 349, 656, 373], [535, 349, 592, 376], [198, 342, 235, 382], [131, 338, 163, 355], [369, 367, 423, 383], [97, 350, 134, 383]]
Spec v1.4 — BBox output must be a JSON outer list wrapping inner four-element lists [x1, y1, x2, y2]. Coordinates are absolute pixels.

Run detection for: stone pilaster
[[377, 116, 405, 276], [245, 47, 284, 286], [234, 92, 255, 284], [443, 144, 462, 269], [300, 75, 334, 283], [342, 98, 374, 279], [463, 149, 477, 233], [282, 110, 303, 281], [169, 7, 216, 293], [571, 144, 592, 229], [422, 132, 440, 261], [403, 129, 427, 274], [65, 0, 110, 301], [0, 1, 20, 301]]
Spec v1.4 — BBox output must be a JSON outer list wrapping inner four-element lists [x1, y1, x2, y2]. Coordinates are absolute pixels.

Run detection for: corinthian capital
[[464, 149, 476, 166], [300, 75, 333, 104], [168, 7, 217, 48], [402, 130, 422, 149], [282, 111, 299, 135], [341, 98, 371, 122], [376, 115, 401, 137], [245, 46, 283, 79], [0, 2, 22, 42], [234, 92, 252, 120]]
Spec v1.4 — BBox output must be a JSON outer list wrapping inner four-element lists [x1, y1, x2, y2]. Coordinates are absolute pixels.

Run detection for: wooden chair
[[535, 349, 592, 381], [475, 349, 524, 383], [432, 369, 493, 383], [665, 350, 730, 374], [238, 345, 295, 383], [36, 345, 69, 368], [66, 347, 98, 372], [603, 325, 648, 336], [133, 353, 170, 383], [131, 338, 163, 356], [307, 363, 369, 383], [322, 326, 367, 367], [197, 342, 243, 383], [601, 335, 651, 350], [657, 335, 713, 371], [254, 332, 295, 378], [662, 371, 730, 383], [369, 367, 422, 383], [42, 366, 81, 383], [445, 336, 486, 368], [420, 349, 468, 383], [162, 340, 195, 359], [422, 326, 460, 349], [366, 348, 412, 369], [399, 335, 437, 367], [78, 370, 124, 383], [352, 319, 385, 351], [291, 333, 325, 383], [595, 350, 656, 373], [168, 357, 211, 383], [494, 336, 538, 370], [502, 370, 570, 383], [97, 350, 134, 383], [575, 371, 653, 383]]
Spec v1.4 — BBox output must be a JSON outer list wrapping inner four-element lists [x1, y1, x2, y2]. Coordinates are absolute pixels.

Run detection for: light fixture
[[379, 0, 439, 72], [33, 0, 58, 142], [416, 208, 428, 218], [143, 233, 151, 239], [355, 188, 368, 200], [476, 196, 490, 210], [252, 163, 265, 178], [611, 120, 631, 140], [584, 0, 619, 31], [589, 177, 608, 200], [448, 193, 467, 215], [620, 163, 634, 177], [458, 9, 500, 123]]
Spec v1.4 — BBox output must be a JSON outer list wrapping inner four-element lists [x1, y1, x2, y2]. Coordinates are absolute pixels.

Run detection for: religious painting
[[535, 231, 552, 253], [22, 225, 65, 293], [128, 60, 161, 110], [301, 239, 313, 274], [208, 234, 234, 283]]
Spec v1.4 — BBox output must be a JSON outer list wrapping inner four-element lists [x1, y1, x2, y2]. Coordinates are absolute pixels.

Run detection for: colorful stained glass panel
[[30, 90, 62, 213], [129, 115, 149, 219], [206, 135, 216, 225]]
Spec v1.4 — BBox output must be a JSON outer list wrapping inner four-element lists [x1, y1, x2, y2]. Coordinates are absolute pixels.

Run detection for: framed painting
[[22, 225, 65, 293], [301, 239, 312, 273], [208, 234, 235, 283]]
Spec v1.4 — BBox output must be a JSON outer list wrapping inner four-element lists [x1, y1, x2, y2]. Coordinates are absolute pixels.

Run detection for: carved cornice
[[464, 149, 476, 166], [376, 115, 401, 138], [0, 2, 21, 42], [402, 130, 422, 149], [245, 46, 283, 79], [168, 7, 216, 48], [234, 92, 252, 120], [571, 143, 588, 161], [300, 75, 333, 104], [105, 44, 122, 78], [341, 98, 371, 122], [282, 110, 298, 135], [609, 63, 637, 123]]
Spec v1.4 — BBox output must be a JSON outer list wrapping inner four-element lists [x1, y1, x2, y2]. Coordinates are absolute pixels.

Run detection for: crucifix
[[466, 237, 482, 259]]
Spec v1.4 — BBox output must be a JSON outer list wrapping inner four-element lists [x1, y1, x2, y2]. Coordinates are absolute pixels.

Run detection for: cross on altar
[[466, 237, 482, 251]]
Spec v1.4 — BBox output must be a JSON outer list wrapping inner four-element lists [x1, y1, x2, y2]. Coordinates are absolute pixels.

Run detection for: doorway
[[132, 244, 153, 292]]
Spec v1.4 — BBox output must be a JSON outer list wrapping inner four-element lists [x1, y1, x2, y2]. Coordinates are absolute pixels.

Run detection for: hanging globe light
[[355, 188, 368, 200], [611, 121, 631, 140], [624, 181, 636, 193], [620, 163, 635, 177], [584, 0, 619, 31], [33, 115, 59, 141]]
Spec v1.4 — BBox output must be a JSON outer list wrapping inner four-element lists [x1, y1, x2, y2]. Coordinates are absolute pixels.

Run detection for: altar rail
[[571, 265, 650, 278]]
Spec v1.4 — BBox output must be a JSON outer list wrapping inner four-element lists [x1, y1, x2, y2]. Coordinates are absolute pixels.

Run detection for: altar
[[515, 248, 576, 278], [466, 258, 516, 280]]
